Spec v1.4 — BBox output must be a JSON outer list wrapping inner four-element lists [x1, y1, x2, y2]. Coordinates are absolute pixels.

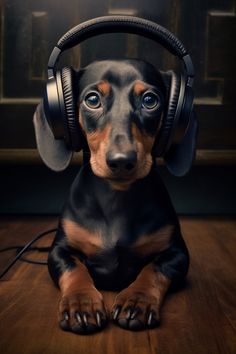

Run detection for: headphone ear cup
[[44, 75, 65, 140], [152, 70, 181, 157], [61, 67, 84, 151]]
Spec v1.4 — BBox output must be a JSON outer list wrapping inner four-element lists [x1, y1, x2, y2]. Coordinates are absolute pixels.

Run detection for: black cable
[[20, 257, 48, 265], [0, 245, 51, 253], [0, 246, 23, 252], [18, 246, 51, 265], [0, 245, 50, 265], [0, 228, 57, 280]]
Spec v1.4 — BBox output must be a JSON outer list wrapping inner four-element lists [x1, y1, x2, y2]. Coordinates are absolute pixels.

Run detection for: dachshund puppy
[[33, 59, 197, 334]]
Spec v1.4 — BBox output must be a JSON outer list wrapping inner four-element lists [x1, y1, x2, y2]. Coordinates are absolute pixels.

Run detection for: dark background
[[0, 0, 235, 214]]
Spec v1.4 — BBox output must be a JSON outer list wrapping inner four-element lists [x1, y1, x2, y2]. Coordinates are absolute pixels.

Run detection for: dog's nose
[[106, 151, 137, 173]]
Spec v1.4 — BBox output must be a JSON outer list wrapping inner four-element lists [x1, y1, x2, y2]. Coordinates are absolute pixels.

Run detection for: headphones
[[44, 15, 194, 157]]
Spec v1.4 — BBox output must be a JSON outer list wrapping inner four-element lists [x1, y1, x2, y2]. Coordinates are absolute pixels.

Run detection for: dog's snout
[[106, 151, 137, 173]]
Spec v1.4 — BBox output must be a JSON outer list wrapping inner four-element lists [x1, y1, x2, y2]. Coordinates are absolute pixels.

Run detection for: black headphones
[[44, 15, 194, 157]]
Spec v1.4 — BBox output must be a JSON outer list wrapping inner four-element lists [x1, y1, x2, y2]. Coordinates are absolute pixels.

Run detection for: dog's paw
[[111, 286, 160, 331], [58, 287, 108, 334]]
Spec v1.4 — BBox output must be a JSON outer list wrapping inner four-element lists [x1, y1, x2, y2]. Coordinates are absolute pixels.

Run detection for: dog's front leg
[[112, 243, 189, 331], [111, 263, 171, 330], [48, 239, 108, 334], [58, 259, 108, 334]]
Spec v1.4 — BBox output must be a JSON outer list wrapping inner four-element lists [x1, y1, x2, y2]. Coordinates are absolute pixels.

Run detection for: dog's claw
[[64, 312, 69, 321], [83, 313, 88, 327], [126, 308, 132, 320], [96, 312, 102, 327], [113, 305, 121, 320], [60, 311, 70, 331], [130, 308, 139, 320], [147, 310, 160, 328], [75, 312, 82, 325], [125, 307, 140, 320], [147, 311, 153, 326]]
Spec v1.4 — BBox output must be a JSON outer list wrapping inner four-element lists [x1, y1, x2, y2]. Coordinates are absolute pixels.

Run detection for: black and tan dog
[[33, 59, 197, 334]]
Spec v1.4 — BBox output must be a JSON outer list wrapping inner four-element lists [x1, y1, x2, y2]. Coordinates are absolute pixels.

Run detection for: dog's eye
[[142, 92, 159, 110], [84, 92, 101, 109]]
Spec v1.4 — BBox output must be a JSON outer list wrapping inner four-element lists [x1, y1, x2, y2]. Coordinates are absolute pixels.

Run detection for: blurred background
[[0, 0, 235, 214]]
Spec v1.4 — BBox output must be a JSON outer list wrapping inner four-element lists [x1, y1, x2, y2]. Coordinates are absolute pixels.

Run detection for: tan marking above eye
[[97, 80, 111, 96], [132, 225, 175, 257], [133, 80, 148, 96], [62, 219, 103, 257]]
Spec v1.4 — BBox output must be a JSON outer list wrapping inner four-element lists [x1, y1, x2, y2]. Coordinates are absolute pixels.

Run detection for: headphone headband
[[44, 15, 195, 164], [47, 15, 194, 83]]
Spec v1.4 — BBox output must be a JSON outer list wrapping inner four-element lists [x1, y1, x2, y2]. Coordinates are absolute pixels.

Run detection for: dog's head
[[34, 60, 197, 188], [78, 60, 166, 189]]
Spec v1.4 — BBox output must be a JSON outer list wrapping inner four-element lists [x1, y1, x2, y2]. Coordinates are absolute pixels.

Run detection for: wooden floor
[[0, 216, 236, 354]]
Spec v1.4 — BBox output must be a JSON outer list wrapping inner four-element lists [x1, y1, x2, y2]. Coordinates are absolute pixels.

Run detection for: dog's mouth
[[106, 176, 136, 184], [106, 176, 136, 191], [107, 169, 136, 179], [90, 151, 153, 190], [103, 169, 138, 190]]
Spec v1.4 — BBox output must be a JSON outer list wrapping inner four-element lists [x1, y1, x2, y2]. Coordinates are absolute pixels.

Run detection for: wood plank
[[0, 217, 236, 354], [1, 149, 236, 165]]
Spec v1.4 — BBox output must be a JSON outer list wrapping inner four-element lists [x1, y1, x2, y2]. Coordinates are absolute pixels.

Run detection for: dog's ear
[[33, 101, 73, 171], [164, 111, 198, 176]]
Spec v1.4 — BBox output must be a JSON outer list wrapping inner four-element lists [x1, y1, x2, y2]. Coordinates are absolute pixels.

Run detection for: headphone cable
[[0, 228, 57, 280]]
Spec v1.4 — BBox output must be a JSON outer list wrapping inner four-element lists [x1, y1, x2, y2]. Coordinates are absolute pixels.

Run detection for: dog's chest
[[63, 217, 173, 262], [63, 217, 134, 255]]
